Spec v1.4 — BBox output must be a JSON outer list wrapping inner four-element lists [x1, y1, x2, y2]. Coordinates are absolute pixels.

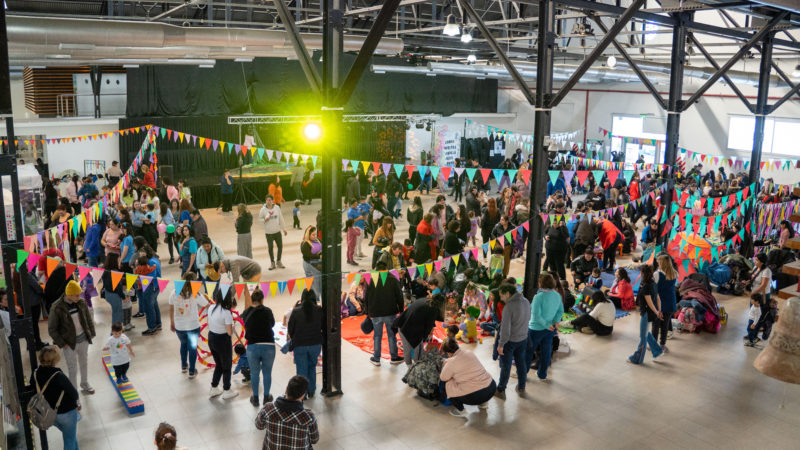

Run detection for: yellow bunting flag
[[205, 282, 217, 296], [425, 263, 433, 276], [270, 281, 278, 298], [125, 273, 138, 291], [296, 278, 305, 292], [452, 255, 460, 266]]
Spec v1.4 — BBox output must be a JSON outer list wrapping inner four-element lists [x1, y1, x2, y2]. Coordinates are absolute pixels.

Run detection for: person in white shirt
[[563, 290, 615, 336], [101, 322, 135, 384], [258, 194, 287, 270], [169, 272, 209, 379], [744, 294, 763, 347], [207, 288, 237, 400]]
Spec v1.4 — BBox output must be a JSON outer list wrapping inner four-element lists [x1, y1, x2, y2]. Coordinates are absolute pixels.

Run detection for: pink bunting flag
[[78, 266, 92, 281]]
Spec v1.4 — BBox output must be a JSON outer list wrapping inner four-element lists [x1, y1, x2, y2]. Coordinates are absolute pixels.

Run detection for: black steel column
[[750, 32, 774, 184], [658, 12, 688, 247], [320, 0, 343, 397], [523, 0, 554, 298], [89, 66, 102, 118]]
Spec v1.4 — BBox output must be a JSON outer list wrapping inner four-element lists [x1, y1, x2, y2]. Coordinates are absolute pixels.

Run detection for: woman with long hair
[[169, 271, 207, 379], [413, 212, 437, 263], [178, 225, 197, 276], [300, 226, 323, 297], [406, 196, 424, 243], [242, 290, 276, 406], [235, 203, 253, 258], [66, 175, 82, 214], [160, 202, 176, 264], [372, 216, 395, 269], [606, 267, 635, 311], [653, 254, 677, 351], [101, 252, 125, 326], [779, 219, 796, 249], [287, 289, 323, 398], [628, 264, 663, 364], [481, 197, 500, 244], [179, 198, 193, 226], [31, 347, 81, 450], [207, 286, 238, 399]]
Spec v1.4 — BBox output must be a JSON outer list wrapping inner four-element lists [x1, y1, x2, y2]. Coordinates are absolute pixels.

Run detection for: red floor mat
[[340, 315, 449, 360]]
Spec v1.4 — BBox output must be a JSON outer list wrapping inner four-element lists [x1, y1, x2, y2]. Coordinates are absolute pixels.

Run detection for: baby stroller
[[718, 254, 752, 296]]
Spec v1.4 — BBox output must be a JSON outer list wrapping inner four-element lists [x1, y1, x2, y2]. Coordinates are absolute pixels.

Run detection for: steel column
[[524, 0, 555, 298], [659, 13, 688, 247], [271, 0, 322, 95], [548, 0, 646, 108], [320, 0, 343, 397], [750, 32, 774, 184], [89, 66, 102, 118]]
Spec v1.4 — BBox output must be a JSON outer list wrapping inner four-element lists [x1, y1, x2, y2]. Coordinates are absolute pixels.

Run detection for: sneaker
[[347, 260, 358, 266], [494, 390, 506, 400], [558, 320, 573, 328], [667, 331, 674, 340], [155, 324, 162, 331], [182, 366, 188, 374], [390, 356, 404, 365], [369, 357, 381, 366], [276, 261, 285, 269], [81, 385, 95, 395], [662, 346, 669, 354], [209, 387, 223, 398], [122, 376, 129, 382], [580, 327, 594, 334], [449, 408, 467, 418], [116, 378, 124, 385], [123, 324, 134, 331], [168, 258, 174, 264], [133, 312, 145, 318], [268, 262, 276, 270], [753, 337, 762, 344], [307, 392, 315, 399], [142, 329, 157, 336], [263, 394, 273, 404], [478, 402, 489, 410], [539, 377, 550, 383], [515, 387, 527, 398], [222, 389, 239, 400], [250, 396, 259, 407], [744, 341, 755, 347], [188, 370, 197, 379]]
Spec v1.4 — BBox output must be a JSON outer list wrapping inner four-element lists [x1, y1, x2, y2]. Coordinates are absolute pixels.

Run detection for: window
[[610, 115, 666, 165], [727, 115, 800, 157]]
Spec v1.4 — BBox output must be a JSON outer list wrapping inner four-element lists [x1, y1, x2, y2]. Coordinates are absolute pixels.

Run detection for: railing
[[56, 93, 127, 117]]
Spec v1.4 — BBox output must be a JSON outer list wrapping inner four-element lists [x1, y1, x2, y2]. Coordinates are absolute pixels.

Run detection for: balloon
[[166, 224, 175, 234], [157, 223, 167, 233]]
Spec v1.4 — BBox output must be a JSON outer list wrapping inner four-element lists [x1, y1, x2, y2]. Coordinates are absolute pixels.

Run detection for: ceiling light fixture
[[443, 14, 460, 36], [793, 64, 800, 79], [461, 27, 473, 43], [606, 55, 617, 68], [467, 54, 477, 63]]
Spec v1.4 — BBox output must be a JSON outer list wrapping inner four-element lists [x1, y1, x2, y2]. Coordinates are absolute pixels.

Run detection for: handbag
[[360, 316, 374, 334]]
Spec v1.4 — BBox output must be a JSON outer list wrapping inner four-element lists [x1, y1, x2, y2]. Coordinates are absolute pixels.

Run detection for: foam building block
[[101, 354, 144, 415]]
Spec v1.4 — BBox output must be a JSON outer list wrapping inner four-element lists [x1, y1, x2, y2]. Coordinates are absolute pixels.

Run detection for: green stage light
[[303, 123, 322, 141]]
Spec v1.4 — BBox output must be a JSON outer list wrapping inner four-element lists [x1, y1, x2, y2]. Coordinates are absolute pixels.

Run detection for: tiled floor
[[27, 193, 800, 449]]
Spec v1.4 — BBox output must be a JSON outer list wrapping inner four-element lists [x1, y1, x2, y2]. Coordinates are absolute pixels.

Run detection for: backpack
[[28, 370, 64, 430]]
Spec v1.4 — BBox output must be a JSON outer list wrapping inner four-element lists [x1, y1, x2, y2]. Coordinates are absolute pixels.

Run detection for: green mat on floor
[[558, 312, 577, 334]]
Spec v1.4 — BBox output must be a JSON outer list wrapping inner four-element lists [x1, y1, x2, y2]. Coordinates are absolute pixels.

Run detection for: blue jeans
[[176, 327, 201, 372], [88, 255, 100, 268], [746, 319, 759, 343], [497, 339, 527, 391], [293, 344, 321, 395], [138, 287, 161, 331], [54, 408, 80, 450], [104, 292, 123, 325], [248, 344, 276, 399], [629, 314, 662, 364], [371, 316, 399, 359], [526, 328, 555, 380]]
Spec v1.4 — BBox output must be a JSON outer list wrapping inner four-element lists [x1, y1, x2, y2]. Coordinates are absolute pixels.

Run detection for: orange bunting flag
[[111, 271, 124, 290], [190, 280, 203, 297], [304, 277, 313, 291], [235, 283, 246, 298], [46, 257, 59, 277]]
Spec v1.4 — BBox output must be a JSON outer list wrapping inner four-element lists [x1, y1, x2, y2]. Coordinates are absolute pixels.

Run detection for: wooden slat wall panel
[[22, 66, 125, 117]]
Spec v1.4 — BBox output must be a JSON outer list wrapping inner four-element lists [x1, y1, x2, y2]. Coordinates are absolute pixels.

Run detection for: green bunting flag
[[591, 170, 604, 184], [548, 170, 560, 185]]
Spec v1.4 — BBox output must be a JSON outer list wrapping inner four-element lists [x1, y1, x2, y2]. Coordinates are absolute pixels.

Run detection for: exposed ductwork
[[5, 15, 404, 66]]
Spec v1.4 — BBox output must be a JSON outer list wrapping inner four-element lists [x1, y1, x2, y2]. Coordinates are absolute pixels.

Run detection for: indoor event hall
[[2, 0, 800, 449]]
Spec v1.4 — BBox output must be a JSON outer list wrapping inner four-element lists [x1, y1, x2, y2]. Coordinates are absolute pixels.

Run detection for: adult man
[[586, 185, 606, 211], [77, 177, 98, 203], [290, 162, 306, 202], [106, 160, 123, 186], [570, 247, 599, 287], [220, 170, 234, 213], [255, 375, 319, 450], [190, 209, 208, 241], [365, 261, 404, 366], [450, 158, 464, 203], [210, 256, 262, 308], [573, 213, 595, 257], [495, 283, 531, 399], [259, 194, 287, 270], [436, 194, 455, 224], [140, 163, 156, 190], [48, 280, 96, 393], [525, 273, 564, 382], [376, 242, 406, 272]]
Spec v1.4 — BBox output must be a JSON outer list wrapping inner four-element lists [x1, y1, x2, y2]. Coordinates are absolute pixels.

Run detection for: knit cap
[[65, 280, 82, 296]]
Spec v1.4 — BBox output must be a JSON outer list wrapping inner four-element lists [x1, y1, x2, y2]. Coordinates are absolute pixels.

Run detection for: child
[[489, 245, 504, 278], [760, 297, 778, 340], [102, 322, 134, 384], [744, 294, 762, 347], [586, 267, 603, 290], [80, 275, 97, 311], [427, 278, 441, 297], [446, 324, 460, 340], [456, 306, 481, 343], [561, 280, 576, 312], [292, 201, 301, 230], [468, 211, 479, 247], [443, 293, 460, 326], [345, 218, 360, 266], [233, 343, 251, 383], [462, 283, 488, 321], [402, 238, 414, 264], [122, 292, 133, 331]]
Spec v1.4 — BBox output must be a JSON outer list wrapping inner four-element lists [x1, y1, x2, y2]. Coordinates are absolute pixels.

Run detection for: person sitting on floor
[[605, 267, 635, 310], [562, 290, 615, 336]]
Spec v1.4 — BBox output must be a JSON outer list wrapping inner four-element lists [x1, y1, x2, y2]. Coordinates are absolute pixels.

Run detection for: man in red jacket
[[594, 217, 623, 273]]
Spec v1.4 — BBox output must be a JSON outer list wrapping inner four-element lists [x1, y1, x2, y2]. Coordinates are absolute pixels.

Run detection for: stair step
[[786, 237, 800, 250], [782, 261, 800, 277]]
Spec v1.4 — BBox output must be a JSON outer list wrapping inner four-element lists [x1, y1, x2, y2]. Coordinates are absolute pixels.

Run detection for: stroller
[[718, 254, 752, 296]]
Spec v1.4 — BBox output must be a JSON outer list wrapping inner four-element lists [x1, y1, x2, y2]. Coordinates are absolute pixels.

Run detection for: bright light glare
[[303, 123, 322, 141]]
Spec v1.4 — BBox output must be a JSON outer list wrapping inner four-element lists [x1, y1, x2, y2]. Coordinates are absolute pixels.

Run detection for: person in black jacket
[[18, 261, 48, 349], [365, 261, 404, 366], [31, 346, 81, 449], [395, 294, 445, 366], [465, 185, 481, 218], [570, 247, 599, 287], [545, 210, 570, 280], [287, 289, 323, 398], [406, 196, 424, 244], [385, 173, 403, 218], [43, 260, 68, 312], [242, 290, 276, 407], [443, 220, 463, 257]]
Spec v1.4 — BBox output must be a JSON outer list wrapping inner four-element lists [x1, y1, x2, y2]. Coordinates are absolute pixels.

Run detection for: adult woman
[[748, 253, 772, 302], [439, 339, 496, 417], [372, 217, 394, 269], [101, 218, 123, 256], [43, 180, 59, 222], [429, 204, 445, 245], [443, 220, 463, 258], [178, 199, 193, 226], [481, 197, 500, 244], [178, 226, 198, 276], [524, 273, 564, 382], [242, 290, 276, 407], [235, 203, 253, 258], [628, 265, 663, 364], [178, 180, 192, 203], [606, 267, 634, 310], [779, 220, 795, 249], [491, 215, 514, 278], [119, 223, 135, 273], [544, 214, 569, 280], [413, 212, 437, 263], [195, 236, 225, 281], [566, 290, 615, 336], [169, 272, 208, 379], [456, 204, 471, 245], [160, 202, 176, 264], [301, 226, 323, 297], [394, 293, 445, 366], [122, 186, 138, 206], [342, 276, 368, 317], [30, 346, 81, 450], [653, 254, 677, 352], [101, 253, 125, 326], [163, 177, 179, 203], [406, 196, 423, 244], [207, 287, 237, 399], [287, 289, 323, 398]]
